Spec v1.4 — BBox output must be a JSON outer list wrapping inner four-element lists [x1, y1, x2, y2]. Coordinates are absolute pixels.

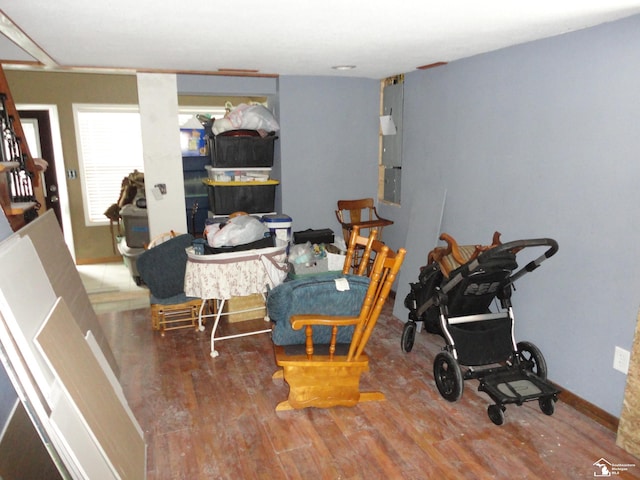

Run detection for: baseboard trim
[[76, 256, 121, 265], [390, 297, 620, 433], [552, 381, 619, 432]]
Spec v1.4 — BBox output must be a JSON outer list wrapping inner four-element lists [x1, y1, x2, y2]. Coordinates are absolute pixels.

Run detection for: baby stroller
[[402, 233, 560, 425]]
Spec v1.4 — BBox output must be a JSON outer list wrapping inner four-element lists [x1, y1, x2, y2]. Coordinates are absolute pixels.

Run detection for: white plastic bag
[[204, 222, 221, 246], [288, 242, 314, 265], [211, 215, 269, 247], [212, 103, 280, 135], [227, 103, 280, 132]]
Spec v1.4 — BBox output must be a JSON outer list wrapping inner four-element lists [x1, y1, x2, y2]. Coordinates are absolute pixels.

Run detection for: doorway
[[17, 105, 74, 260], [20, 110, 62, 227]]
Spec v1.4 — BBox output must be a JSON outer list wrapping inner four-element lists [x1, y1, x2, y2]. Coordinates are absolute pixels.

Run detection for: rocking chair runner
[[272, 242, 406, 411]]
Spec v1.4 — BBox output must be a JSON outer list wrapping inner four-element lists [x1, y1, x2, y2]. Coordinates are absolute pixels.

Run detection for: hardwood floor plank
[[99, 303, 640, 479]]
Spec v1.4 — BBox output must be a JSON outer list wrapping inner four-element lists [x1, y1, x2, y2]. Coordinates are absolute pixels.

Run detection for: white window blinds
[[74, 105, 144, 225]]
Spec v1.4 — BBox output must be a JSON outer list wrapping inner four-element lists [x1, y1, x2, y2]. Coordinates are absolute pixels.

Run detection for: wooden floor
[[98, 301, 640, 480]]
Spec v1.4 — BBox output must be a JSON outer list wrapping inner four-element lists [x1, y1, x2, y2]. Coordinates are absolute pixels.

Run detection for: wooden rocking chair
[[272, 242, 406, 411]]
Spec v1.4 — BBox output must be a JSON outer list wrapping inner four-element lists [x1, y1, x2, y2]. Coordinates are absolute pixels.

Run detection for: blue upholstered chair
[[267, 272, 371, 346], [137, 233, 203, 336], [267, 225, 378, 346]]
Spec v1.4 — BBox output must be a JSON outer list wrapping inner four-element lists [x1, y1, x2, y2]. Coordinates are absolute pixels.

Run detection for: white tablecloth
[[184, 242, 288, 300]]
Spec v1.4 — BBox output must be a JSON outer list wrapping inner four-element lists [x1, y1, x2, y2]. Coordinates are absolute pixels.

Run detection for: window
[[74, 104, 228, 226], [74, 105, 144, 226], [21, 119, 42, 157]]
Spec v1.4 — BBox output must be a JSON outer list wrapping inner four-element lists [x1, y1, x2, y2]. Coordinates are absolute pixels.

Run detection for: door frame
[[16, 104, 74, 260]]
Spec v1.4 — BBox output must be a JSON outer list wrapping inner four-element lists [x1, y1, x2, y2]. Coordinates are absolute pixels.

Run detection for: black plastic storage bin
[[209, 132, 277, 168], [204, 179, 279, 215], [293, 228, 335, 245]]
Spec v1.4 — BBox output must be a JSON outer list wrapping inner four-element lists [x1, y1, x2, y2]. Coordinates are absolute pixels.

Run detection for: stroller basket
[[402, 233, 560, 425], [448, 315, 513, 366]]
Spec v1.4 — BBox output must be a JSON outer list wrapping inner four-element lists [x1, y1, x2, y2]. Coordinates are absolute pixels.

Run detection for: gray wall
[[278, 76, 381, 234], [380, 15, 640, 417], [176, 74, 382, 235]]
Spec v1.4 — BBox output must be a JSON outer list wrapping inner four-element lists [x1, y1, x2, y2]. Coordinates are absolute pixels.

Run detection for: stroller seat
[[402, 232, 560, 425]]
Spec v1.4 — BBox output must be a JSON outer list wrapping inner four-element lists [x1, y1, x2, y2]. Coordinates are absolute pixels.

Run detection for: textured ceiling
[[1, 1, 640, 79]]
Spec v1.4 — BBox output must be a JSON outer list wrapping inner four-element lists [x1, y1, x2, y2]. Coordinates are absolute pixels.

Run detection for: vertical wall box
[[381, 78, 404, 204], [182, 156, 209, 234], [209, 133, 277, 168]]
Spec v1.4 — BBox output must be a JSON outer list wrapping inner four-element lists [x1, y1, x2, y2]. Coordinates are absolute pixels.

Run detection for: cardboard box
[[327, 251, 346, 272], [289, 257, 328, 277], [223, 293, 266, 323]]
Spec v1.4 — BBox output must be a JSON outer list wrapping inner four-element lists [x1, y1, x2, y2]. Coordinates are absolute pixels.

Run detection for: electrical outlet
[[613, 346, 630, 374]]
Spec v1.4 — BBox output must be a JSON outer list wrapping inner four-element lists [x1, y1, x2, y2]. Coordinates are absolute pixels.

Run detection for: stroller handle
[[443, 238, 558, 293], [485, 238, 558, 284], [414, 238, 558, 318]]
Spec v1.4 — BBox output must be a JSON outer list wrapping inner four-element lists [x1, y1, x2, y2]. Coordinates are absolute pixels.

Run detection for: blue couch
[[267, 272, 370, 346]]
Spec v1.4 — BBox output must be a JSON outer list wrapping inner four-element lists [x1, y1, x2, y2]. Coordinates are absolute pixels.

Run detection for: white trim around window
[[73, 104, 145, 226]]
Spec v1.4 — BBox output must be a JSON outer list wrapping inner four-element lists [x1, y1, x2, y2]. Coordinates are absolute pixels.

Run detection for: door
[[19, 110, 63, 230]]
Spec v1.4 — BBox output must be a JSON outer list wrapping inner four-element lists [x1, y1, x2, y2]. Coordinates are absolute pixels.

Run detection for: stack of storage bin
[[201, 131, 281, 324], [204, 132, 278, 216]]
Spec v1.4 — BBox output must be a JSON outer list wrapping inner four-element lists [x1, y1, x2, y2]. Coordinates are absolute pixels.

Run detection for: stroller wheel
[[401, 321, 416, 353], [433, 351, 464, 402], [517, 341, 548, 380], [488, 404, 505, 425], [539, 397, 555, 416]]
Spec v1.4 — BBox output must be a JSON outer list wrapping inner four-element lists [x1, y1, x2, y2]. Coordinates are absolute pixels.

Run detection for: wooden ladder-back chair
[[336, 198, 393, 273], [428, 232, 503, 278], [272, 242, 406, 411], [342, 225, 378, 275]]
